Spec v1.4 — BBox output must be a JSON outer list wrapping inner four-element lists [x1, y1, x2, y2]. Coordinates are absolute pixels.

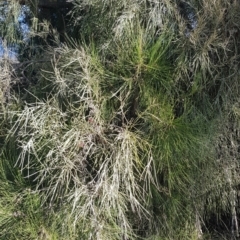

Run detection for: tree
[[1, 0, 240, 239]]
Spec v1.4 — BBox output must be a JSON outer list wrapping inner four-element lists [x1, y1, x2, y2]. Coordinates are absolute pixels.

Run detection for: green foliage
[[1, 0, 240, 239]]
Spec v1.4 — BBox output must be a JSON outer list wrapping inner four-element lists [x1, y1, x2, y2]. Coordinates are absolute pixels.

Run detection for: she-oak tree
[[1, 0, 240, 239]]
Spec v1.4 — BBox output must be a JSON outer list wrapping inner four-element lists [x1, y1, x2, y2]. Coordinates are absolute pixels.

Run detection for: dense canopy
[[1, 0, 240, 239]]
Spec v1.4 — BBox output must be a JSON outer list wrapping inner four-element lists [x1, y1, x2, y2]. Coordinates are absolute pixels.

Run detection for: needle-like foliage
[[1, 0, 240, 239]]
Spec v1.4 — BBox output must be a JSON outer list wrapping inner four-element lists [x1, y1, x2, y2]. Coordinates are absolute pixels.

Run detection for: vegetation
[[1, 0, 240, 239]]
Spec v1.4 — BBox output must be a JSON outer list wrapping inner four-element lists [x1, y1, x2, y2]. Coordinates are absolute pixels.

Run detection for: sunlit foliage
[[1, 0, 240, 239]]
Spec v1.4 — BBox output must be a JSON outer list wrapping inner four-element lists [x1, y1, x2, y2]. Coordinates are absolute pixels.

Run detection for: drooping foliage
[[1, 0, 240, 239]]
